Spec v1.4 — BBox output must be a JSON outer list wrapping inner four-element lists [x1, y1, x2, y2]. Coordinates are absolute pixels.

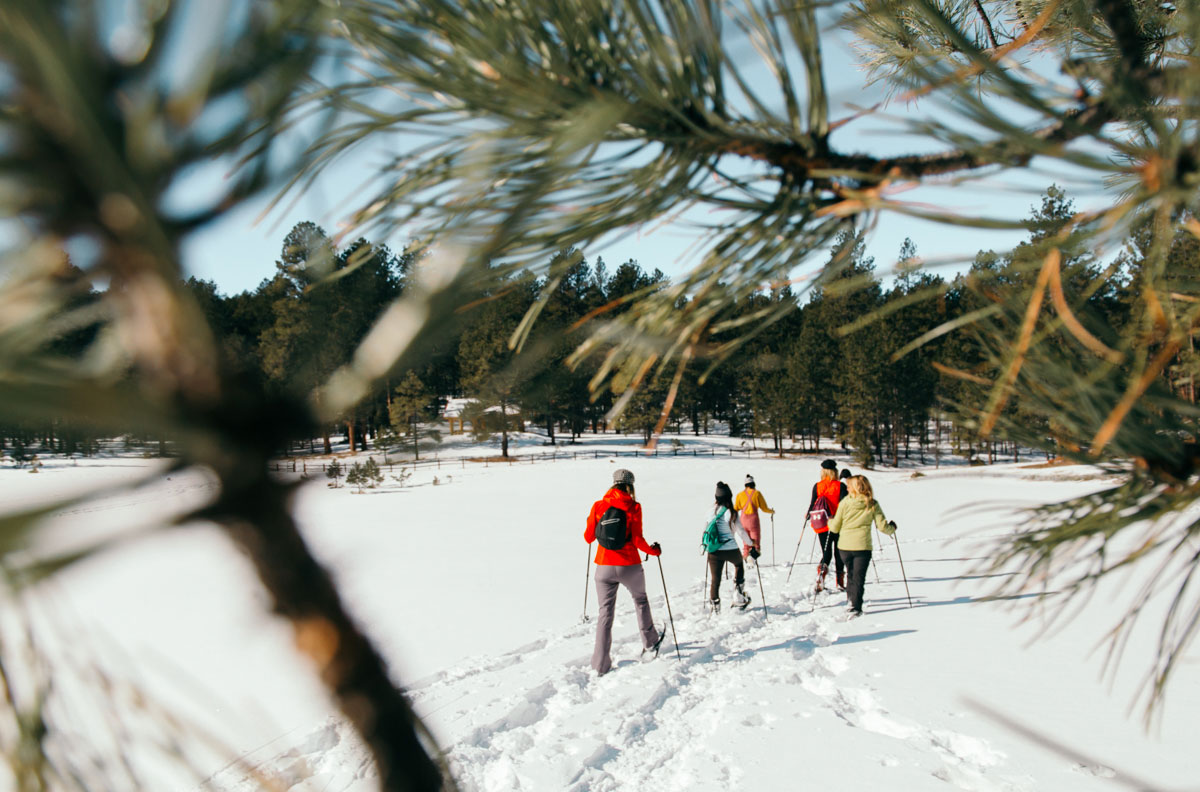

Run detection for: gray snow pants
[[591, 564, 658, 675]]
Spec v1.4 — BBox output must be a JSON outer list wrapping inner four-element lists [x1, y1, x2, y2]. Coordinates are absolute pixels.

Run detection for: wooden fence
[[268, 446, 815, 474]]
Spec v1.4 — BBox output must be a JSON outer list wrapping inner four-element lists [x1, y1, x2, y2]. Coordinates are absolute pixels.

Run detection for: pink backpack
[[809, 494, 834, 532]]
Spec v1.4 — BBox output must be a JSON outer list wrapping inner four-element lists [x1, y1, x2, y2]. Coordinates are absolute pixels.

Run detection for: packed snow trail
[[219, 567, 1036, 792], [407, 575, 1031, 792]]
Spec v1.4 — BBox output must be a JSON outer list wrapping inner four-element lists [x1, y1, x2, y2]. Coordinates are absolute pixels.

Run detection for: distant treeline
[[4, 187, 1192, 466]]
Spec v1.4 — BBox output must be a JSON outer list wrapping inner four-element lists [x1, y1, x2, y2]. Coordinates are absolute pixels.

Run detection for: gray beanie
[[612, 468, 635, 486]]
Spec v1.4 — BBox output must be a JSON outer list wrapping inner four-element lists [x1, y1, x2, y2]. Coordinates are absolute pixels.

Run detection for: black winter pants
[[707, 549, 744, 602], [839, 549, 872, 613], [818, 531, 844, 576]]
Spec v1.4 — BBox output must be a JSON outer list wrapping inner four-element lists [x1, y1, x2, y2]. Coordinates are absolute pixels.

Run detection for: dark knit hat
[[612, 468, 635, 486], [745, 475, 755, 487], [820, 459, 838, 471], [840, 468, 852, 480], [715, 481, 733, 501]]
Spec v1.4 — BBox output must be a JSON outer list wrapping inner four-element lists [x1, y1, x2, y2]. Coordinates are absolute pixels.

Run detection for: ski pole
[[582, 543, 592, 622], [770, 513, 776, 567], [753, 557, 768, 620], [785, 515, 809, 583], [656, 555, 682, 661], [892, 525, 912, 608], [870, 526, 881, 584], [702, 555, 709, 608]]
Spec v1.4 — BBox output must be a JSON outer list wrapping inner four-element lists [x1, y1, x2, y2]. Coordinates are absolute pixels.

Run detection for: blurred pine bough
[[1, 0, 1199, 787]]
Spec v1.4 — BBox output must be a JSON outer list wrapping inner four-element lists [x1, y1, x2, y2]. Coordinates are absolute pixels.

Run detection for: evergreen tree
[[823, 231, 886, 465], [389, 370, 433, 459], [457, 273, 538, 457], [326, 458, 343, 488]]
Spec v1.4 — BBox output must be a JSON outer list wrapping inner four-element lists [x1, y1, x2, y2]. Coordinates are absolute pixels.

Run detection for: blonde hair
[[819, 467, 837, 482], [848, 475, 875, 506]]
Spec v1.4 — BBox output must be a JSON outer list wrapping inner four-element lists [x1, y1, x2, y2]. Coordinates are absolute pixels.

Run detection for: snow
[[2, 442, 1199, 791]]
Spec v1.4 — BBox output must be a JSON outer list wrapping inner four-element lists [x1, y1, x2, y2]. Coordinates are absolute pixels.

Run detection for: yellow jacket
[[735, 488, 774, 516]]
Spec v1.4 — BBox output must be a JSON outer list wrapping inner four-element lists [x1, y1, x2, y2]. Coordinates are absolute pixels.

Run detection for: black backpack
[[596, 505, 630, 550]]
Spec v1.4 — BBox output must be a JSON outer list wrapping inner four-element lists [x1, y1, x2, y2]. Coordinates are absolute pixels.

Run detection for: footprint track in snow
[[417, 583, 1023, 791]]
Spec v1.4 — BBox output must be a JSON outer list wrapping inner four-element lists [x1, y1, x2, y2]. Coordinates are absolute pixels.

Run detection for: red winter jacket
[[809, 479, 846, 534], [584, 487, 659, 566]]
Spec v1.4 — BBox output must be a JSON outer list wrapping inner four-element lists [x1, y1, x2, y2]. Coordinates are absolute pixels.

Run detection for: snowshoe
[[642, 627, 667, 660], [845, 608, 863, 621], [734, 584, 751, 611], [814, 563, 828, 594], [709, 598, 721, 615]]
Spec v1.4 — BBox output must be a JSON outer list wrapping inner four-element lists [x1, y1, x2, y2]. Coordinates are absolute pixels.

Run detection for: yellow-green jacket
[[828, 494, 894, 551]]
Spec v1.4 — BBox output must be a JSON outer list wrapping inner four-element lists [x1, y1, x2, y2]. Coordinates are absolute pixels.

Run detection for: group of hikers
[[583, 460, 898, 675]]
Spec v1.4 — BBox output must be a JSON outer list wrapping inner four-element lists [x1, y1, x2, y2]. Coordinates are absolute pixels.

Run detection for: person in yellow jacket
[[734, 475, 774, 559], [828, 475, 896, 618]]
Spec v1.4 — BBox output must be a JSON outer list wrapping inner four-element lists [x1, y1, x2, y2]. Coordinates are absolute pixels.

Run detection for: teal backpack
[[701, 507, 728, 553]]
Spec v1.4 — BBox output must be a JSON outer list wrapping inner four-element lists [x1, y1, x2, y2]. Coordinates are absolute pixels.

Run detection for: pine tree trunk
[[500, 403, 510, 457], [892, 415, 899, 468], [323, 429, 332, 455], [935, 417, 941, 469]]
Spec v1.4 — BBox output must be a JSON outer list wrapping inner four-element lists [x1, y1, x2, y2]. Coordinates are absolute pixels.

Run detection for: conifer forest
[[4, 1, 1200, 789]]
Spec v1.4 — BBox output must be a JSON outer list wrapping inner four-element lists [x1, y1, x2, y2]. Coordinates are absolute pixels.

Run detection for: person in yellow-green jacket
[[734, 475, 774, 559], [828, 475, 897, 618]]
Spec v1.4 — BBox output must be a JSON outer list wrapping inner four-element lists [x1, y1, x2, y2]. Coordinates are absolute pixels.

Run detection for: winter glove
[[749, 547, 761, 560], [649, 542, 662, 556], [887, 520, 897, 532]]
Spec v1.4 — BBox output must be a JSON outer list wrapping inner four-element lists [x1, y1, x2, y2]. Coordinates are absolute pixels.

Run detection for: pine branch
[[971, 0, 1000, 49], [1097, 0, 1149, 72], [716, 94, 1113, 184]]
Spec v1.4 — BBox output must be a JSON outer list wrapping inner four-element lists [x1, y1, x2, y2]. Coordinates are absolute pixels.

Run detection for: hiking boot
[[709, 598, 721, 614], [836, 569, 845, 590], [734, 583, 751, 610], [814, 563, 828, 593]]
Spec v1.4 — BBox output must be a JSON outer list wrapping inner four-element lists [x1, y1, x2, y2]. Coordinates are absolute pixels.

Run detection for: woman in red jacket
[[807, 459, 848, 592], [584, 468, 664, 675]]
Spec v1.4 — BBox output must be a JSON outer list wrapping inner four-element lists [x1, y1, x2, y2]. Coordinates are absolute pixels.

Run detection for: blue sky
[[179, 18, 1115, 295]]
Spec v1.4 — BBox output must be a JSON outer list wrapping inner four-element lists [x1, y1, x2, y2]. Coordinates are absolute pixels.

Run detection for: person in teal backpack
[[702, 481, 753, 613]]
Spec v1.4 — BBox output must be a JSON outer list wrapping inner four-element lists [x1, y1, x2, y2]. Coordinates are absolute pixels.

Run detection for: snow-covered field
[[3, 441, 1198, 791]]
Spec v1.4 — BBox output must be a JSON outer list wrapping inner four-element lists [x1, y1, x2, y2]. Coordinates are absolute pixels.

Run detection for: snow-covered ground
[[3, 440, 1198, 791]]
